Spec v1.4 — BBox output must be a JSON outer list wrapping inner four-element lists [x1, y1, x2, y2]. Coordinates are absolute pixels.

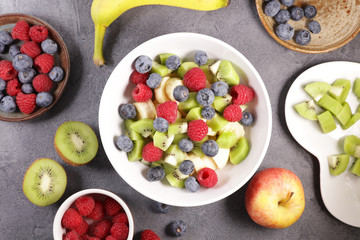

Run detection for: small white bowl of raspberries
[[53, 188, 134, 240]]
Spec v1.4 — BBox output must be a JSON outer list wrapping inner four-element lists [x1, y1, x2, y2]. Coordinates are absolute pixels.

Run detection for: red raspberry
[[223, 104, 243, 122], [112, 212, 128, 225], [130, 70, 149, 85], [93, 219, 112, 239], [88, 238, 100, 240], [132, 83, 153, 102], [142, 142, 163, 162], [230, 84, 255, 105], [156, 100, 177, 123], [74, 219, 89, 236], [75, 195, 95, 216], [105, 236, 117, 240], [0, 60, 18, 81], [80, 234, 91, 240], [11, 20, 30, 41], [187, 120, 208, 141], [183, 67, 206, 92], [32, 74, 53, 92], [197, 167, 218, 188], [141, 229, 160, 240], [88, 201, 105, 221], [105, 197, 123, 216], [34, 53, 54, 73], [110, 223, 129, 240], [62, 208, 83, 230], [29, 25, 48, 42], [16, 92, 37, 114], [20, 41, 42, 59], [6, 78, 21, 96], [64, 230, 81, 240]]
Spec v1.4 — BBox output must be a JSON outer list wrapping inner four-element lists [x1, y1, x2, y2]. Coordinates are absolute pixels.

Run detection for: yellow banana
[[91, 0, 231, 66]]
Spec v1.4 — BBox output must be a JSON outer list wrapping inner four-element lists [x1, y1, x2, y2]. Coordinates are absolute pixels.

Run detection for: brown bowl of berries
[[0, 13, 69, 121], [53, 189, 134, 240]]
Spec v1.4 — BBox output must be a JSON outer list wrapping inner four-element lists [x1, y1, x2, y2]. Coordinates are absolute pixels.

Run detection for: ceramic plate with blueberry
[[256, 0, 360, 53], [98, 33, 272, 207], [0, 13, 69, 122]]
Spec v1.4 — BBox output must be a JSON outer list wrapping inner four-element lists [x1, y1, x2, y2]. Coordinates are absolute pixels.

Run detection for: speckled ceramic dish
[[256, 0, 360, 53], [0, 13, 70, 122]]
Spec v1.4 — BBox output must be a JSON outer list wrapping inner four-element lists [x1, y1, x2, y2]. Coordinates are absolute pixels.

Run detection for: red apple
[[245, 168, 305, 228]]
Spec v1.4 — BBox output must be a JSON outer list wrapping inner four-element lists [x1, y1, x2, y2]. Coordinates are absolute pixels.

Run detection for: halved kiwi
[[23, 158, 67, 206], [54, 121, 99, 166]]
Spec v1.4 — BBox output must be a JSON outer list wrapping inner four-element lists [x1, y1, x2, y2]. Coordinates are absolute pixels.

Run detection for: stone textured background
[[0, 0, 360, 239]]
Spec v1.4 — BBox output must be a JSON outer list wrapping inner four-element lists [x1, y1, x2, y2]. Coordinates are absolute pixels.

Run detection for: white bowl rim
[[99, 32, 272, 207], [53, 188, 134, 240]]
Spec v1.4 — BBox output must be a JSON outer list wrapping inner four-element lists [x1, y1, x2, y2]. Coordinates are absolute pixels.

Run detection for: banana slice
[[154, 76, 171, 103], [187, 153, 204, 173], [212, 148, 230, 169], [165, 78, 184, 101], [133, 100, 156, 119], [201, 155, 218, 170]]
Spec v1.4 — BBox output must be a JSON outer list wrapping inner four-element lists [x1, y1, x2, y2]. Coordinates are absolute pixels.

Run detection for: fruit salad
[[115, 51, 256, 192]]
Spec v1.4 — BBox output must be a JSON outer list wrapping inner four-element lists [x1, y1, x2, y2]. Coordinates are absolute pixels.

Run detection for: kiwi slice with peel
[[350, 159, 360, 176], [317, 111, 336, 133], [327, 154, 349, 176], [23, 158, 67, 206], [54, 121, 99, 166], [293, 100, 317, 120], [230, 137, 250, 164], [128, 140, 145, 162], [304, 82, 331, 102], [166, 171, 185, 188], [344, 135, 360, 158], [216, 60, 240, 86]]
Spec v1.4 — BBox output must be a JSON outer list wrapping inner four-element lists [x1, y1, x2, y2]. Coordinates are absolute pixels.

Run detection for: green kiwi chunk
[[344, 135, 360, 158], [153, 132, 174, 151], [185, 107, 203, 122], [159, 53, 176, 65], [54, 121, 99, 166], [304, 82, 331, 101], [178, 92, 200, 113], [328, 79, 351, 104], [342, 113, 360, 130], [128, 140, 145, 162], [168, 119, 188, 136], [192, 136, 209, 157], [23, 158, 67, 206], [125, 119, 143, 141], [213, 94, 232, 112], [317, 111, 336, 133], [327, 154, 349, 176], [350, 159, 360, 176], [335, 102, 352, 125], [166, 171, 185, 188], [151, 61, 171, 76], [353, 78, 360, 98], [164, 145, 185, 167], [230, 137, 250, 164], [177, 62, 198, 78], [293, 100, 318, 121], [207, 113, 229, 132], [216, 60, 240, 86], [172, 133, 188, 144], [216, 131, 238, 149], [317, 94, 344, 116], [130, 118, 155, 138]]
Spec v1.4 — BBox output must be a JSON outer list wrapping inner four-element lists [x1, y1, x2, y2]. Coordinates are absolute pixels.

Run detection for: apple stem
[[278, 192, 294, 206]]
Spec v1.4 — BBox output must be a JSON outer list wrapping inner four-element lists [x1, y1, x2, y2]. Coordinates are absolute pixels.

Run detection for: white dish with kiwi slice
[[285, 61, 360, 228], [98, 33, 272, 207]]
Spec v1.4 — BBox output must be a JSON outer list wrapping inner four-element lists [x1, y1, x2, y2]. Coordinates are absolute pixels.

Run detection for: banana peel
[[91, 0, 231, 66]]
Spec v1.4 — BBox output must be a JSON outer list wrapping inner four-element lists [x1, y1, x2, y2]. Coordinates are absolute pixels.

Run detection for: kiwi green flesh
[[293, 100, 317, 121], [327, 154, 349, 176], [317, 94, 344, 116], [128, 140, 145, 162], [185, 107, 202, 122], [207, 113, 229, 132], [164, 145, 185, 167], [304, 82, 331, 101], [350, 159, 360, 176], [230, 137, 250, 164], [125, 119, 143, 141], [317, 111, 336, 133], [342, 113, 360, 130], [166, 171, 185, 188], [192, 136, 209, 157], [344, 135, 360, 158], [353, 78, 360, 98], [177, 62, 198, 78], [54, 121, 99, 165], [172, 133, 187, 144], [335, 102, 352, 125], [153, 132, 174, 151], [216, 131, 238, 149], [200, 64, 216, 83], [328, 79, 351, 104], [216, 60, 240, 86], [168, 119, 187, 136], [23, 158, 67, 206], [178, 92, 200, 113], [130, 118, 155, 138], [151, 61, 171, 76], [213, 94, 232, 112]]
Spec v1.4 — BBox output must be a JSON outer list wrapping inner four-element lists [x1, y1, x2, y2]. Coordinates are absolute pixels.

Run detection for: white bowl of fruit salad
[[99, 32, 272, 207]]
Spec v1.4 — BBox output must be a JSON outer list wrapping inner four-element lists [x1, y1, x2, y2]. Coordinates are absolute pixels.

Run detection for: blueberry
[[194, 50, 208, 66], [304, 5, 317, 18], [211, 81, 228, 97], [0, 96, 16, 112], [116, 135, 134, 152], [41, 39, 58, 54], [146, 73, 162, 89], [179, 160, 194, 175], [185, 176, 200, 192], [290, 6, 304, 21], [165, 55, 181, 70], [0, 43, 6, 53], [201, 140, 219, 157], [167, 220, 187, 237], [201, 106, 215, 120], [264, 0, 281, 17], [118, 103, 137, 119], [274, 9, 290, 24], [9, 44, 20, 58], [49, 66, 64, 82], [308, 20, 321, 34], [241, 112, 254, 126], [135, 55, 153, 73], [173, 85, 189, 102], [0, 92, 4, 101], [295, 30, 311, 45], [0, 78, 6, 91], [0, 31, 13, 45], [196, 88, 215, 106], [150, 201, 171, 214], [178, 138, 193, 152], [275, 23, 294, 41], [18, 68, 36, 84], [21, 84, 34, 94], [12, 54, 33, 71], [36, 92, 53, 107], [281, 0, 294, 7], [147, 166, 165, 181], [153, 117, 169, 132]]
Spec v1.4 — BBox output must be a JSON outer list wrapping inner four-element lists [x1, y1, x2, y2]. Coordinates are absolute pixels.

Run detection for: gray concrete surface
[[1, 0, 360, 239]]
